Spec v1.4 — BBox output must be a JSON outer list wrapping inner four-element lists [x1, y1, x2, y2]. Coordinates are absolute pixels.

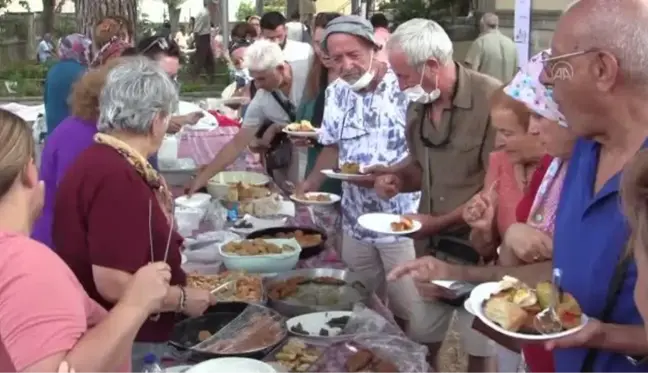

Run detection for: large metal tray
[[264, 268, 373, 317]]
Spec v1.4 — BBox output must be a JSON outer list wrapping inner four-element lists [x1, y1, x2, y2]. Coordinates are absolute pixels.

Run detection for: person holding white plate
[[294, 15, 424, 343]]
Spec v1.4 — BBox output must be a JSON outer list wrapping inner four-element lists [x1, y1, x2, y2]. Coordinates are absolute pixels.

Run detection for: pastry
[[483, 297, 528, 332]]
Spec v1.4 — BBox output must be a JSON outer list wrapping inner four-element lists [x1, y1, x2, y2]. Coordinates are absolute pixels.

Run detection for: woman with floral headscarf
[[43, 33, 92, 136], [90, 16, 133, 68], [498, 50, 576, 373]]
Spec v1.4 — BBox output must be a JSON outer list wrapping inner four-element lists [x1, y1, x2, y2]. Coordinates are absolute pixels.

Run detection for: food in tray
[[268, 276, 347, 300], [295, 193, 332, 202], [482, 276, 583, 333], [289, 315, 350, 336], [390, 217, 414, 232], [233, 218, 254, 229], [345, 349, 399, 372], [260, 230, 323, 247], [238, 194, 282, 217], [270, 338, 322, 372], [186, 271, 263, 302], [335, 162, 361, 174], [222, 239, 296, 256], [198, 314, 284, 354], [326, 315, 350, 328], [227, 182, 271, 202], [285, 120, 316, 133]]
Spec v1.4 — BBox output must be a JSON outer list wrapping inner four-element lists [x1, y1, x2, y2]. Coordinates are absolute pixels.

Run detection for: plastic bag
[[175, 206, 204, 237], [312, 305, 429, 372], [206, 200, 228, 230], [183, 230, 240, 263], [193, 303, 286, 353]]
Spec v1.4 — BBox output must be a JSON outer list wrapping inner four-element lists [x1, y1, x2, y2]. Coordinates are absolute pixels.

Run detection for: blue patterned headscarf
[[504, 49, 567, 127], [58, 33, 93, 66]]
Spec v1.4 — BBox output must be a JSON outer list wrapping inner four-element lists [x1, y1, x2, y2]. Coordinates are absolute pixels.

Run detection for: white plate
[[282, 128, 319, 138], [209, 171, 270, 186], [287, 311, 352, 341], [175, 193, 211, 208], [289, 192, 341, 206], [464, 298, 475, 315], [357, 213, 421, 235], [230, 214, 288, 235], [166, 365, 192, 373], [432, 280, 459, 289], [321, 169, 370, 181], [468, 282, 589, 341], [186, 357, 276, 373]]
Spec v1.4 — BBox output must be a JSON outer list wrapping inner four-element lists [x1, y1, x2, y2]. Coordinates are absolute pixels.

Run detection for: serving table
[[176, 127, 395, 321]]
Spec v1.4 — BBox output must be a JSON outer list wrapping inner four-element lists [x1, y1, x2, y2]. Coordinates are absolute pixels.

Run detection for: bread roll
[[483, 297, 528, 332]]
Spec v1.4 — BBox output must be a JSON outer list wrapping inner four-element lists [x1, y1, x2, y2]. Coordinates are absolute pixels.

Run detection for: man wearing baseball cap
[[295, 15, 425, 348]]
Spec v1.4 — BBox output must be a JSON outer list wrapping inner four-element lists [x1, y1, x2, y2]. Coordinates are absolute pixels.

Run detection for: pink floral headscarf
[[503, 49, 567, 127]]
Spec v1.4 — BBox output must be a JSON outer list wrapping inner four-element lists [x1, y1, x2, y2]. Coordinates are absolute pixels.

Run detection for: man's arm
[[454, 260, 552, 285], [464, 39, 483, 71], [595, 324, 648, 355], [393, 156, 423, 192], [303, 146, 339, 190], [193, 127, 256, 186]]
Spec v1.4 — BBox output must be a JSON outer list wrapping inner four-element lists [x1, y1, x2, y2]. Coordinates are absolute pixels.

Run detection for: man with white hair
[[464, 12, 517, 82], [188, 39, 311, 193], [294, 14, 424, 355], [373, 18, 500, 371]]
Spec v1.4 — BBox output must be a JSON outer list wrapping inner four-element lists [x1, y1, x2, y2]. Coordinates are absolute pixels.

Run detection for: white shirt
[[193, 9, 212, 36], [285, 21, 306, 42], [282, 39, 313, 63], [37, 40, 53, 62]]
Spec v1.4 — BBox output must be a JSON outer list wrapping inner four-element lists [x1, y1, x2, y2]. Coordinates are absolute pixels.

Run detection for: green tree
[[380, 0, 471, 28], [236, 0, 286, 21]]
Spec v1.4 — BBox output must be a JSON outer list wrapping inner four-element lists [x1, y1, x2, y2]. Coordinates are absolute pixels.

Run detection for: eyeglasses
[[540, 49, 597, 76], [141, 37, 170, 54]]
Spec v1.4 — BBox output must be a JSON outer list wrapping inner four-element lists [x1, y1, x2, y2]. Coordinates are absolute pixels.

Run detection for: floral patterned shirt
[[319, 70, 421, 243]]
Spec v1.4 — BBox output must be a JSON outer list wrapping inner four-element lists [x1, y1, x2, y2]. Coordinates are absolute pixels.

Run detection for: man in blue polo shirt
[[387, 0, 648, 370]]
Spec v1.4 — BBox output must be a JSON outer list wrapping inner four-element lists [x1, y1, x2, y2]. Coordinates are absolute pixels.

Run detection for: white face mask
[[403, 65, 441, 104], [347, 51, 375, 92]]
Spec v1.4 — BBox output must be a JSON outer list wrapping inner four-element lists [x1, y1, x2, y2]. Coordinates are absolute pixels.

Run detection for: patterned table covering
[[177, 128, 394, 322]]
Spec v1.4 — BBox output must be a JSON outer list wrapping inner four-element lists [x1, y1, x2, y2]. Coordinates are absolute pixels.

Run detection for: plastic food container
[[219, 238, 301, 274]]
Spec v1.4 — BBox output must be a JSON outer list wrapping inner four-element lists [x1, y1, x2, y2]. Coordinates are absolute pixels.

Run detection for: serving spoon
[[534, 268, 564, 334]]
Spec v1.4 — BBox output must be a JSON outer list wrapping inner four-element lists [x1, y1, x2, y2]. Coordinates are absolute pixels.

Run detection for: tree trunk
[[41, 0, 55, 34], [76, 0, 137, 40], [168, 4, 181, 36]]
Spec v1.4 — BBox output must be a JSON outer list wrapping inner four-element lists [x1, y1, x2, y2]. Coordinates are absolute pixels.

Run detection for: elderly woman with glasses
[[52, 57, 216, 371]]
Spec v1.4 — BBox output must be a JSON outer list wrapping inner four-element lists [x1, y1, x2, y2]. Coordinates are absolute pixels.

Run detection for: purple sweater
[[32, 116, 97, 249]]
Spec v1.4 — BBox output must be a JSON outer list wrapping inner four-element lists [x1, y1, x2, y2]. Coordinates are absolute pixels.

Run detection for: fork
[[534, 268, 563, 334]]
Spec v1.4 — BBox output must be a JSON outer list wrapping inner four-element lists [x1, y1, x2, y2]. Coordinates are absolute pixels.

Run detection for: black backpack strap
[[580, 255, 631, 372], [270, 91, 297, 123]]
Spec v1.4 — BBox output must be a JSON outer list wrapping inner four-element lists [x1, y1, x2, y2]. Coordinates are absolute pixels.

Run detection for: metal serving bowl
[[264, 268, 374, 317]]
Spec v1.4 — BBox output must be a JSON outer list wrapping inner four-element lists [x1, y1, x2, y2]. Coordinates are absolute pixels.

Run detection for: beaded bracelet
[[178, 286, 187, 313]]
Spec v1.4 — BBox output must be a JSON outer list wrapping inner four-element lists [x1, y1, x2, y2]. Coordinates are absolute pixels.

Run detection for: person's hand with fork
[[462, 180, 499, 233]]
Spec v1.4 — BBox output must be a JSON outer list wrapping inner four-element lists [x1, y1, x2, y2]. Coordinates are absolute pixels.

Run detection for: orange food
[[390, 217, 414, 232]]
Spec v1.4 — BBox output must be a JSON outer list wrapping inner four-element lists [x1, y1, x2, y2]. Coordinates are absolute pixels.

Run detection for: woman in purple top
[[32, 60, 122, 248]]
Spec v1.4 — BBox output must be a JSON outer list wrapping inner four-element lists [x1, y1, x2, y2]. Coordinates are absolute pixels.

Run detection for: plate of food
[[469, 276, 588, 340], [287, 311, 352, 341], [321, 162, 370, 181], [219, 238, 302, 273], [246, 227, 327, 260], [290, 192, 341, 206], [186, 271, 264, 303], [357, 213, 421, 235], [283, 121, 319, 138], [263, 338, 325, 372]]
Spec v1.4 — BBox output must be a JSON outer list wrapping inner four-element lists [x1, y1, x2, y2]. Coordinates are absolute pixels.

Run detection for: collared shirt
[[193, 9, 212, 36], [464, 29, 518, 82], [319, 71, 421, 243], [553, 138, 646, 372], [406, 63, 499, 219]]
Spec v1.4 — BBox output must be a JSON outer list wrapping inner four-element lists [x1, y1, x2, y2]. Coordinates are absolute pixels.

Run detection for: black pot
[[246, 226, 327, 260], [168, 302, 274, 363]]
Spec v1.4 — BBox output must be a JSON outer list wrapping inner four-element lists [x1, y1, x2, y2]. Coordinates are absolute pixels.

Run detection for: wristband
[[177, 286, 187, 313]]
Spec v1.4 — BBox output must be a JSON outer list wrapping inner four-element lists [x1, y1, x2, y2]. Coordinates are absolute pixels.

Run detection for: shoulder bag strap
[[580, 255, 631, 372], [270, 91, 297, 123], [312, 70, 329, 126]]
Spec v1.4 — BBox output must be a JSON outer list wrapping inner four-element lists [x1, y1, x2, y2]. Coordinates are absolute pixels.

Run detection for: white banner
[[513, 0, 532, 67]]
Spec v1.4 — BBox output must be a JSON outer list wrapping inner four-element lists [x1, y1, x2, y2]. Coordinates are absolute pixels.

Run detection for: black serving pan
[[168, 302, 282, 362], [245, 226, 328, 260]]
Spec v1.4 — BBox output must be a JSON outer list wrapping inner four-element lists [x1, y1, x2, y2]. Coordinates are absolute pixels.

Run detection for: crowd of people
[[3, 0, 648, 371]]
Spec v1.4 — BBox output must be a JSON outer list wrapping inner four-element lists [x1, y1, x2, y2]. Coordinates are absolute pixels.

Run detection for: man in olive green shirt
[[464, 12, 518, 82]]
